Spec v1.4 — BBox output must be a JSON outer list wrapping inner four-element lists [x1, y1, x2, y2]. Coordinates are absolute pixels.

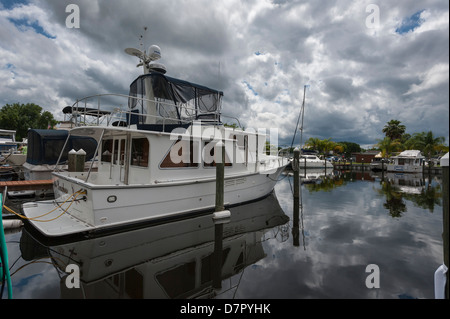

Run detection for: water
[[1, 170, 445, 299]]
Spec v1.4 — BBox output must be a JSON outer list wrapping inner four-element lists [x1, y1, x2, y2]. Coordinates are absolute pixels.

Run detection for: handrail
[[68, 93, 222, 131]]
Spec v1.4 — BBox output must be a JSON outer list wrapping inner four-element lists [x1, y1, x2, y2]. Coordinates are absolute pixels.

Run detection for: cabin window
[[203, 141, 232, 167], [160, 138, 199, 168], [131, 138, 149, 167]]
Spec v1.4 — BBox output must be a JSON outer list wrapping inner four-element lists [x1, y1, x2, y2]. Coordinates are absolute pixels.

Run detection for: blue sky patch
[[243, 81, 258, 96], [8, 17, 56, 39], [0, 0, 29, 10], [395, 10, 425, 34], [5, 63, 17, 79]]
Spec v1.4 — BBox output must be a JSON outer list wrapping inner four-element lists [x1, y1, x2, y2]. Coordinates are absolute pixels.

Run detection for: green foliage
[[0, 103, 57, 141], [404, 131, 447, 158], [304, 138, 351, 157], [337, 141, 361, 158], [376, 120, 448, 159], [375, 137, 402, 158], [382, 119, 406, 140]]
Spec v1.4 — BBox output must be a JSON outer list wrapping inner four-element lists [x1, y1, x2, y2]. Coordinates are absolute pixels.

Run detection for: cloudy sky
[[0, 0, 448, 148]]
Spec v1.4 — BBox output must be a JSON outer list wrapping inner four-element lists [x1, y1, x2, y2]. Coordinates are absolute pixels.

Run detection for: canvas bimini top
[[127, 72, 224, 127]]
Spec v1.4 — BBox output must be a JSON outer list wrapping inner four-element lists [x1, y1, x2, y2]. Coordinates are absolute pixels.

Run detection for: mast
[[299, 85, 307, 152], [290, 85, 307, 151]]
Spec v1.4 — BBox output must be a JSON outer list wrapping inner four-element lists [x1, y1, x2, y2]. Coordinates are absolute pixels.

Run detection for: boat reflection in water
[[285, 168, 334, 184], [20, 192, 289, 299]]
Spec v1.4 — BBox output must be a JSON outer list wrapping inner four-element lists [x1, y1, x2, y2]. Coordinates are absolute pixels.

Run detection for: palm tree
[[382, 120, 406, 140], [404, 131, 446, 160], [320, 138, 336, 156], [304, 137, 322, 152], [375, 137, 402, 158]]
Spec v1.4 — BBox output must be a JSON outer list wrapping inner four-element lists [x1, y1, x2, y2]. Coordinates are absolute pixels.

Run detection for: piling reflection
[[19, 193, 289, 299]]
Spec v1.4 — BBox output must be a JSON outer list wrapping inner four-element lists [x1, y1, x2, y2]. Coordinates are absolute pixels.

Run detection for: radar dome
[[147, 45, 161, 61]]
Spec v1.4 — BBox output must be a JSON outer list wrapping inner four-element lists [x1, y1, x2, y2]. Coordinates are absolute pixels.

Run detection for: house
[[351, 151, 380, 164]]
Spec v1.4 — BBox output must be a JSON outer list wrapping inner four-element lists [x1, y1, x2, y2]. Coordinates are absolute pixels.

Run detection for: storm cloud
[[0, 0, 448, 147]]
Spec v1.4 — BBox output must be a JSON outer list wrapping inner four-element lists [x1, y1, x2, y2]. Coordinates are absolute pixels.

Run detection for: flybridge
[[128, 72, 223, 126], [124, 44, 223, 127]]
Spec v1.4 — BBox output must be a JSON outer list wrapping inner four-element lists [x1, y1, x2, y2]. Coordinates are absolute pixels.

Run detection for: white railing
[[67, 93, 223, 131]]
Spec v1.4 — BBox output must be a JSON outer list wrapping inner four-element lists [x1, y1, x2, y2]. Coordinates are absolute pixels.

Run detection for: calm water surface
[[2, 170, 444, 299]]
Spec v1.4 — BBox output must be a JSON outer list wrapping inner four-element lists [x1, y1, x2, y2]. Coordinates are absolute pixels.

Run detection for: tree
[[0, 103, 57, 141], [375, 137, 402, 157], [337, 141, 362, 158], [382, 119, 406, 140], [404, 131, 446, 159], [320, 138, 336, 156], [304, 137, 322, 152]]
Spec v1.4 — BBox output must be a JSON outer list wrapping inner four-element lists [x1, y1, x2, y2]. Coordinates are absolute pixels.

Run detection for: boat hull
[[386, 164, 422, 173], [22, 167, 285, 237]]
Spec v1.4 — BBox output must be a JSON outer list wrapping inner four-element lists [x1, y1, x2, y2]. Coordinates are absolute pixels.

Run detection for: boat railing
[[69, 93, 222, 131]]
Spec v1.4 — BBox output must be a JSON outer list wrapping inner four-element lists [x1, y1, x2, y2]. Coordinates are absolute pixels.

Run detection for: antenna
[[139, 26, 147, 52], [125, 27, 166, 74]]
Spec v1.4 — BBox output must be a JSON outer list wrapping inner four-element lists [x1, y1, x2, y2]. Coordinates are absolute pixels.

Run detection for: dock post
[[68, 149, 77, 172], [441, 153, 449, 299], [68, 149, 86, 172], [212, 141, 230, 289], [215, 141, 225, 212], [293, 148, 300, 200], [293, 148, 300, 246], [76, 149, 86, 172]]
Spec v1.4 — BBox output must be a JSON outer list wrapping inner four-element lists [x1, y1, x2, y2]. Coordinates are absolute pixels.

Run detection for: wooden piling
[[212, 140, 230, 289], [68, 149, 86, 172], [292, 148, 300, 247], [215, 141, 225, 212], [293, 148, 300, 200]]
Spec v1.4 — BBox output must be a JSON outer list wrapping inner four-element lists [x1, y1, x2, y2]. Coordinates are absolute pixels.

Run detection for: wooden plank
[[0, 180, 53, 191]]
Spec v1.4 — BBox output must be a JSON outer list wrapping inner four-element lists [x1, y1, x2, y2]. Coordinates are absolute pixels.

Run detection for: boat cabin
[[387, 150, 425, 173], [126, 72, 223, 130]]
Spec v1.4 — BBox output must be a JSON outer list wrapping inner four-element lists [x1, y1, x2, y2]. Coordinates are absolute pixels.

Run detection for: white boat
[[0, 129, 26, 166], [370, 152, 386, 171], [22, 129, 98, 180], [22, 45, 288, 238], [298, 154, 332, 168], [21, 192, 289, 298], [386, 150, 425, 173]]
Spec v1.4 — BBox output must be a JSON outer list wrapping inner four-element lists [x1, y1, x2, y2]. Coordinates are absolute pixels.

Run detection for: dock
[[0, 180, 53, 192], [332, 162, 443, 174]]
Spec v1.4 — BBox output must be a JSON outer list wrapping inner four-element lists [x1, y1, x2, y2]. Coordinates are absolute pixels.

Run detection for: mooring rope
[[2, 190, 86, 223]]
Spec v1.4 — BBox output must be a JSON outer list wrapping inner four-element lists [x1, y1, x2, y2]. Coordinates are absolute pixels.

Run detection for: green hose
[[0, 194, 13, 299]]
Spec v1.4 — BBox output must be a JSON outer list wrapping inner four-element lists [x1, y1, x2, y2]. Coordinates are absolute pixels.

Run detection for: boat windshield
[[128, 72, 223, 125]]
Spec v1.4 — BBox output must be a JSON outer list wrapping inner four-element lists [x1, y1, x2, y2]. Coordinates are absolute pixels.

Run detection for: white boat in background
[[22, 129, 98, 180], [386, 150, 425, 173], [0, 129, 26, 166], [370, 152, 386, 171], [22, 44, 288, 238], [298, 154, 332, 168]]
